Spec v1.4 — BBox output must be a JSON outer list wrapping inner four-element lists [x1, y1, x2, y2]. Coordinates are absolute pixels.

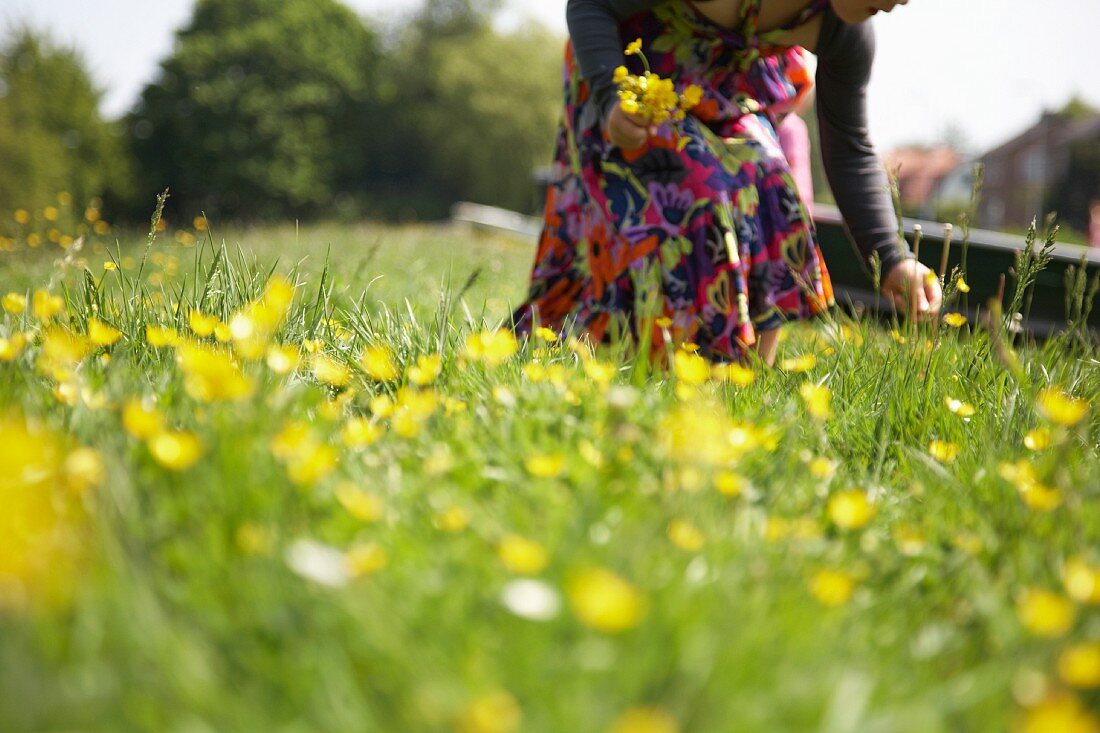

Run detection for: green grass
[[1, 220, 1098, 733]]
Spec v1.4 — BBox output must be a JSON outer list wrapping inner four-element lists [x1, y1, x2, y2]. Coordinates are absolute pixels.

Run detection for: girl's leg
[[755, 329, 781, 367]]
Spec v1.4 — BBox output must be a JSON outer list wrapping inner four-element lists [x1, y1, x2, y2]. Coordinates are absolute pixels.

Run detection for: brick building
[[977, 108, 1100, 231]]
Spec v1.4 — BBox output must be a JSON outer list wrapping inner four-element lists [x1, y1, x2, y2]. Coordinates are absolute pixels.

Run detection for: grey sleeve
[[566, 0, 663, 124], [815, 9, 912, 279]]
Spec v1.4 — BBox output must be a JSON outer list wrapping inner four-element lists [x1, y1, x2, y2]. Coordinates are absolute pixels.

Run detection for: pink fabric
[[777, 113, 814, 216], [1089, 201, 1100, 249]]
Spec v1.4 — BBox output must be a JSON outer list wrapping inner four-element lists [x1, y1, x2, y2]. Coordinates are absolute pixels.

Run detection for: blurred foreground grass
[[1, 220, 1099, 733]]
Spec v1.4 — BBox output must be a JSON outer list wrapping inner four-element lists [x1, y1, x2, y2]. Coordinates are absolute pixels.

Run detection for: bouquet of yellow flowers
[[614, 38, 703, 125]]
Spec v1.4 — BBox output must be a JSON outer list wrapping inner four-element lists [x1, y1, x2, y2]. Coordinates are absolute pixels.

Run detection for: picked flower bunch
[[614, 38, 704, 126]]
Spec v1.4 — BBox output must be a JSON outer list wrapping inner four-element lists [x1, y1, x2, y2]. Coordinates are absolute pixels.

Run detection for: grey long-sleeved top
[[567, 0, 910, 278]]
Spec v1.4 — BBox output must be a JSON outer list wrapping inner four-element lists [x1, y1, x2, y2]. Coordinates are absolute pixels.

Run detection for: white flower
[[500, 579, 561, 622], [286, 539, 348, 588]]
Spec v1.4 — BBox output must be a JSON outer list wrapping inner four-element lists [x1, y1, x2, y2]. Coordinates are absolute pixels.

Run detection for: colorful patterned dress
[[512, 0, 836, 360]]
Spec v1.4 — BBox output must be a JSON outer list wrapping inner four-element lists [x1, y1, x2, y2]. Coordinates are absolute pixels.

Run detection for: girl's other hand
[[880, 259, 943, 322], [606, 103, 658, 150]]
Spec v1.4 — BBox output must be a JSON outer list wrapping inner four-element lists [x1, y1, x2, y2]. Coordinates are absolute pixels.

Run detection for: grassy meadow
[[1, 207, 1100, 733]]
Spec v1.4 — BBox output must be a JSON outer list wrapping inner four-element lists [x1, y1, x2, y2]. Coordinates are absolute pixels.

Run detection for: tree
[[0, 28, 127, 216], [127, 0, 381, 220], [375, 16, 563, 218]]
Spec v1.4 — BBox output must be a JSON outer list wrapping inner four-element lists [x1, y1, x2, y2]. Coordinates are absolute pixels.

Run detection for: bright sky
[[4, 0, 1100, 155]]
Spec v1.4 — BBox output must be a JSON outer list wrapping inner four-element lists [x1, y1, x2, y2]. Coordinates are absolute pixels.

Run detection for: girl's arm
[[814, 8, 913, 280], [566, 0, 663, 125]]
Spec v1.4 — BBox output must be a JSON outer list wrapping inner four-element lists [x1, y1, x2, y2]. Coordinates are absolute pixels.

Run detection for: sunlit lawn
[[1, 218, 1098, 733]]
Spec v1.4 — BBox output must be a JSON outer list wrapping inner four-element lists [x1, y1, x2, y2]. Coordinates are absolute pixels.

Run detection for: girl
[[512, 0, 943, 365]]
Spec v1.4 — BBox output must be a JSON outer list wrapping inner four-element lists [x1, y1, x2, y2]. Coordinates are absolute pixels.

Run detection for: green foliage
[[0, 28, 128, 218], [1, 223, 1100, 731], [128, 0, 381, 220], [376, 22, 562, 218]]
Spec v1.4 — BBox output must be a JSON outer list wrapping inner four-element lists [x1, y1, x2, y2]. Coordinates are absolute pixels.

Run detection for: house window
[[1020, 146, 1047, 184]]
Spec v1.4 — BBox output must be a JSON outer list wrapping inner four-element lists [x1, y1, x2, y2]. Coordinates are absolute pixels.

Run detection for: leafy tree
[[128, 0, 381, 220], [376, 17, 562, 218], [0, 28, 127, 216]]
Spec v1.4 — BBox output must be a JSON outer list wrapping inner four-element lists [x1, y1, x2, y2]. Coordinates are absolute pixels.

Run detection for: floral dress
[[511, 0, 836, 360]]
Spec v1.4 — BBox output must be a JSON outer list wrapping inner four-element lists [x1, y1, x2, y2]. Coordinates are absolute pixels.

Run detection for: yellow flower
[[525, 452, 565, 478], [145, 325, 180, 348], [1063, 557, 1100, 605], [799, 382, 832, 421], [999, 459, 1063, 511], [148, 431, 203, 471], [808, 456, 837, 480], [667, 519, 705, 551], [63, 447, 106, 495], [0, 413, 94, 607], [0, 333, 27, 362], [567, 567, 646, 633], [1016, 588, 1076, 638], [498, 535, 550, 575], [625, 38, 643, 56], [456, 690, 522, 733], [434, 505, 470, 533], [1059, 642, 1100, 688], [894, 525, 927, 556], [928, 440, 959, 463], [287, 444, 339, 486], [87, 318, 122, 347], [674, 349, 710, 385], [1024, 426, 1053, 451], [407, 353, 442, 386], [714, 470, 748, 497], [122, 399, 165, 440], [534, 326, 559, 342], [711, 362, 754, 386], [608, 706, 680, 733], [39, 328, 91, 380], [827, 490, 875, 530], [177, 341, 254, 402], [32, 289, 64, 321], [1017, 693, 1100, 733], [335, 483, 384, 522], [464, 330, 518, 368], [361, 344, 399, 381], [341, 417, 384, 448], [681, 84, 704, 108], [943, 312, 968, 328], [956, 277, 971, 293], [3, 292, 26, 314], [944, 396, 975, 418], [1037, 388, 1088, 427], [189, 310, 219, 337], [613, 65, 630, 84], [13, 208, 30, 224], [780, 353, 816, 373], [103, 261, 117, 272], [808, 568, 856, 607], [583, 358, 617, 387], [311, 354, 352, 388], [266, 344, 300, 374], [620, 96, 641, 116], [345, 543, 388, 577]]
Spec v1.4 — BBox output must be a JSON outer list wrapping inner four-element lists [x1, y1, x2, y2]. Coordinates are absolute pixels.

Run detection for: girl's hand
[[606, 103, 658, 150], [881, 259, 943, 322]]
